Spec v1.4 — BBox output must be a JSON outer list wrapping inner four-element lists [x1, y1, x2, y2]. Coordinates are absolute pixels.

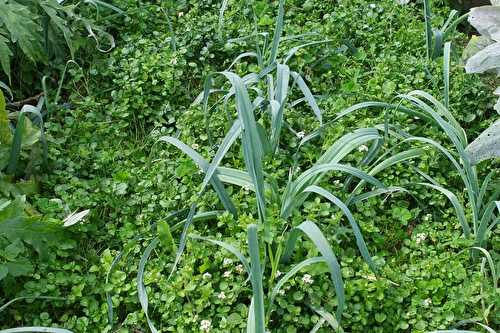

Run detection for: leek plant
[[423, 0, 468, 60], [198, 0, 329, 148], [138, 222, 345, 333], [0, 90, 47, 183], [344, 44, 499, 286]]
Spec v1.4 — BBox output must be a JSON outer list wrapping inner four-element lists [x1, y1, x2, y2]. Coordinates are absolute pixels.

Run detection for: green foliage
[[0, 196, 64, 282], [0, 0, 122, 83], [1, 0, 498, 332]]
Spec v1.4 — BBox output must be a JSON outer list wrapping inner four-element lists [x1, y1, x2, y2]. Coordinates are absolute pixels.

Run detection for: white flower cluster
[[415, 233, 426, 244], [200, 319, 211, 332], [302, 274, 314, 284]]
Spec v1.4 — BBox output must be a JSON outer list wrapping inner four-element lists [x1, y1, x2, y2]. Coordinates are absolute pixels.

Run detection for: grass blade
[[470, 246, 497, 289]]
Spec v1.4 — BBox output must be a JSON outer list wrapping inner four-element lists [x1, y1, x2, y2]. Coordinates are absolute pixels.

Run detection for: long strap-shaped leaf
[[417, 183, 470, 237], [270, 63, 290, 152], [0, 328, 74, 333], [290, 71, 322, 125], [137, 238, 160, 333], [347, 148, 424, 204], [201, 119, 242, 192], [247, 225, 265, 333], [268, 0, 285, 64], [281, 221, 344, 323], [219, 72, 266, 226], [281, 163, 385, 218], [7, 104, 47, 174], [158, 136, 237, 216], [269, 256, 325, 310], [168, 203, 197, 280], [304, 185, 376, 272]]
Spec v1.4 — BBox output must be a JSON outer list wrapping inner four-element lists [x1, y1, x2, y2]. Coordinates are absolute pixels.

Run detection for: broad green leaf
[[0, 197, 63, 261], [40, 2, 74, 57], [465, 42, 500, 73], [0, 34, 12, 80], [463, 35, 492, 61], [0, 89, 12, 144], [468, 6, 500, 41], [465, 119, 500, 164], [0, 1, 44, 62]]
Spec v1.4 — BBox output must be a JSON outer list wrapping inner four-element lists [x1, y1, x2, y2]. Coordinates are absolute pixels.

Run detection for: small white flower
[[243, 184, 251, 192], [235, 264, 244, 274], [369, 3, 376, 8], [415, 233, 426, 244], [422, 298, 432, 307], [203, 272, 212, 280], [223, 271, 232, 278], [177, 11, 184, 17], [302, 274, 314, 284], [223, 258, 233, 266], [200, 319, 211, 332], [297, 131, 305, 139], [358, 144, 369, 152], [217, 291, 226, 300], [333, 179, 341, 186], [191, 143, 200, 150], [170, 57, 178, 65], [276, 270, 282, 278], [278, 289, 285, 295]]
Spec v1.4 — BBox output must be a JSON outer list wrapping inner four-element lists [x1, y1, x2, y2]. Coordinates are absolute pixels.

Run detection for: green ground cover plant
[[0, 0, 498, 332]]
